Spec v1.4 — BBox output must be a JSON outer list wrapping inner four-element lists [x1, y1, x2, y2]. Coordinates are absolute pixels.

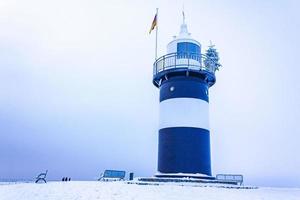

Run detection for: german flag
[[149, 14, 157, 34]]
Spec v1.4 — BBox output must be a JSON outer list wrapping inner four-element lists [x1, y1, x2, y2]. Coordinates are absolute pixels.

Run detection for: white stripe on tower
[[159, 98, 209, 130]]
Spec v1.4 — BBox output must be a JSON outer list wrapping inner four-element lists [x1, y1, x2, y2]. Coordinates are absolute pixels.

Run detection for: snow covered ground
[[0, 181, 299, 200]]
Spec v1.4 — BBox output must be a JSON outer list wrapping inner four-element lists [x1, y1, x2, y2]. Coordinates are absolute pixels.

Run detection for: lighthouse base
[[133, 177, 255, 188], [154, 172, 215, 180]]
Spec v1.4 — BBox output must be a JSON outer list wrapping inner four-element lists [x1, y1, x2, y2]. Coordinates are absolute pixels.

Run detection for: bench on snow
[[35, 170, 48, 183], [98, 170, 126, 181], [216, 174, 243, 185]]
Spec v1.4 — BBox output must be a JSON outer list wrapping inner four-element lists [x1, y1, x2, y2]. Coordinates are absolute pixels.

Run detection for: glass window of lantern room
[[177, 42, 200, 60]]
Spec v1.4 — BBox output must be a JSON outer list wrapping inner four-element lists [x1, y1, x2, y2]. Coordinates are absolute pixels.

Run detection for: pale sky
[[0, 0, 299, 187]]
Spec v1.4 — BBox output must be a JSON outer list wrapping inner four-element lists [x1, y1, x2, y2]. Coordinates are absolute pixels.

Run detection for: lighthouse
[[152, 19, 221, 178]]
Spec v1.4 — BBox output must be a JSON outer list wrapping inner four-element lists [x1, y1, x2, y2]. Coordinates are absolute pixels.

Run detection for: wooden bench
[[216, 174, 243, 185], [35, 170, 48, 183], [98, 170, 126, 181]]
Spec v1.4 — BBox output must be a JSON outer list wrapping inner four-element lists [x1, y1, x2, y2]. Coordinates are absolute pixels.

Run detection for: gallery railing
[[153, 53, 216, 77]]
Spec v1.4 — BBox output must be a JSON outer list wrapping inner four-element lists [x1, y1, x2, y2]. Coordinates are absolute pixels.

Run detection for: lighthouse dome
[[167, 23, 201, 55]]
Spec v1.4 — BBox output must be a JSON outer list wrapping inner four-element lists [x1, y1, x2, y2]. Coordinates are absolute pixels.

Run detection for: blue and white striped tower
[[153, 21, 220, 178]]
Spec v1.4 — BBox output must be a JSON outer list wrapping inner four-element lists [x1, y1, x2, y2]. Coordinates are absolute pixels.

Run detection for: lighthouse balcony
[[153, 53, 216, 87]]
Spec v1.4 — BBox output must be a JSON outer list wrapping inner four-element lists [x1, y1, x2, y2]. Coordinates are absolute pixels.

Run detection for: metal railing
[[216, 174, 243, 185], [153, 53, 216, 77]]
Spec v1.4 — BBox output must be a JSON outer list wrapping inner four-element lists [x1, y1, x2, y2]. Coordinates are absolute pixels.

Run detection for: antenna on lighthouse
[[179, 5, 190, 37], [182, 4, 186, 24]]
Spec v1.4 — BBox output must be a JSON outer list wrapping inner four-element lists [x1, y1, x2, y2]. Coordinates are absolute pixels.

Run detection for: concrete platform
[[130, 177, 258, 189]]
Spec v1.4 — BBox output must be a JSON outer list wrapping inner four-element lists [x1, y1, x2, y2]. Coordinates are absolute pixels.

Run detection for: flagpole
[[155, 8, 158, 60]]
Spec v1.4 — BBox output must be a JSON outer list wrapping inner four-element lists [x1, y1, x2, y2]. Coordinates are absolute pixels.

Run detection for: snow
[[155, 172, 211, 178], [0, 181, 299, 200]]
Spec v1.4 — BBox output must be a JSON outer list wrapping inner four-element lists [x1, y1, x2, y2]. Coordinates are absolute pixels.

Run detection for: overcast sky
[[0, 0, 299, 187]]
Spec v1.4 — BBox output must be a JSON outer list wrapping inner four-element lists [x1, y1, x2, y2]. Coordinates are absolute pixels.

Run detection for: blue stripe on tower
[[160, 77, 209, 102], [158, 76, 212, 176], [158, 127, 211, 175]]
